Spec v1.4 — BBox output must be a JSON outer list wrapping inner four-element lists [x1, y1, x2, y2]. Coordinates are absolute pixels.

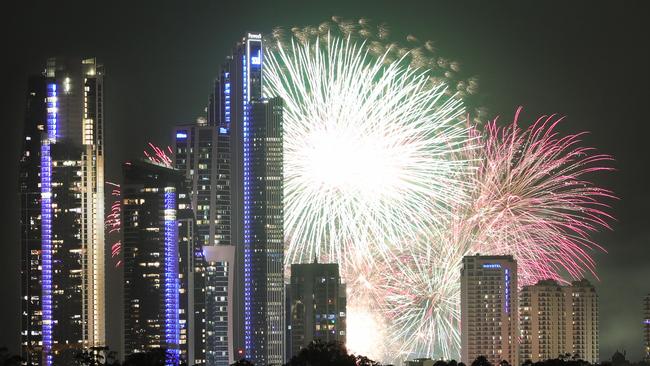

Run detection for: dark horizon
[[1, 0, 649, 361]]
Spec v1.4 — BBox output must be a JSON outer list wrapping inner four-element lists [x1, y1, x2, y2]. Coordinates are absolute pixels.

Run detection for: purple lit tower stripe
[[164, 188, 180, 363], [40, 142, 53, 366], [46, 83, 57, 141], [40, 82, 57, 366], [224, 72, 231, 130], [242, 52, 252, 356], [504, 268, 510, 314]]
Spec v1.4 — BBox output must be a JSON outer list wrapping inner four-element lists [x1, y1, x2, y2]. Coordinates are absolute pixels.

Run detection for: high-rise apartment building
[[643, 294, 650, 362], [461, 255, 518, 366], [520, 280, 567, 362], [286, 262, 346, 359], [20, 58, 105, 366], [519, 279, 599, 364], [174, 117, 227, 365], [194, 33, 285, 365], [564, 279, 599, 363], [121, 160, 202, 364]]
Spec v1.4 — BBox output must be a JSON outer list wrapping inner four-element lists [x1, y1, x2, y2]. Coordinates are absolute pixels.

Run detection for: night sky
[[1, 0, 648, 361]]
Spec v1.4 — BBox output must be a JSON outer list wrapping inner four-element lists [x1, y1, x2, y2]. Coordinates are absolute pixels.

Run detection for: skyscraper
[[174, 117, 227, 365], [122, 160, 199, 363], [643, 294, 650, 362], [245, 97, 285, 365], [520, 280, 567, 362], [20, 58, 106, 366], [287, 262, 346, 359], [200, 33, 285, 365], [461, 255, 518, 366], [519, 279, 599, 364], [564, 279, 599, 363]]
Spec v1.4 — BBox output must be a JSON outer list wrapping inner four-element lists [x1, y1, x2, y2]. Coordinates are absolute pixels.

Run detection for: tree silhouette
[[286, 340, 379, 366], [471, 356, 493, 366], [231, 359, 255, 366]]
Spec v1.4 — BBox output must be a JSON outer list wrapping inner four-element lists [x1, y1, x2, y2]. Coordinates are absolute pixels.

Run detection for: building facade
[[287, 262, 346, 359], [122, 161, 201, 363], [20, 58, 106, 366], [519, 279, 599, 364], [520, 280, 568, 362], [194, 32, 285, 365], [564, 279, 599, 363], [174, 118, 227, 365], [461, 255, 518, 366]]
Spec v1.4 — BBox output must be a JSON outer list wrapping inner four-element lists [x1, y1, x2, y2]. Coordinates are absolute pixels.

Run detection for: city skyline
[[1, 1, 647, 364]]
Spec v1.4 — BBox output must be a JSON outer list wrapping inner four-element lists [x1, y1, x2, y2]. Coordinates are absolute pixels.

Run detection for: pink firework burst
[[465, 107, 616, 285]]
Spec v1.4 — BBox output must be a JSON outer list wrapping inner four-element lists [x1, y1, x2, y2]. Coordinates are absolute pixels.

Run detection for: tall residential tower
[[121, 160, 198, 363], [287, 262, 346, 358], [519, 279, 600, 364], [565, 279, 599, 363], [520, 280, 567, 362], [175, 33, 285, 366], [208, 33, 285, 365], [461, 255, 518, 366], [20, 58, 106, 366]]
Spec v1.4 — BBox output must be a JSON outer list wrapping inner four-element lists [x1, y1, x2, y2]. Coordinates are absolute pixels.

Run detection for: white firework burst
[[263, 18, 478, 361], [376, 232, 467, 362], [264, 33, 472, 267]]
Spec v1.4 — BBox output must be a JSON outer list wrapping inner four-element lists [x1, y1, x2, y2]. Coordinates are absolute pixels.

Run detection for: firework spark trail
[[144, 142, 173, 167], [264, 32, 474, 268], [106, 181, 123, 268]]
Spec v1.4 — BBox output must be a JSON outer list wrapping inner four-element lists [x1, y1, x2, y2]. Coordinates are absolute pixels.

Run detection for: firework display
[[263, 17, 614, 362], [370, 109, 614, 361], [264, 20, 474, 268]]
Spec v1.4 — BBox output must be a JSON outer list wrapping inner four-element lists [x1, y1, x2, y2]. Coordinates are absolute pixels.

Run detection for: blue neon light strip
[[40, 140, 53, 366], [504, 268, 510, 314], [164, 188, 180, 364], [176, 131, 188, 139], [41, 81, 57, 366], [242, 52, 252, 356], [482, 263, 502, 269], [224, 79, 231, 128], [46, 83, 57, 142], [220, 78, 231, 135]]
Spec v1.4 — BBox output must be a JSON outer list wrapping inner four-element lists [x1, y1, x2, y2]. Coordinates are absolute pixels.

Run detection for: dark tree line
[[2, 344, 649, 366]]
